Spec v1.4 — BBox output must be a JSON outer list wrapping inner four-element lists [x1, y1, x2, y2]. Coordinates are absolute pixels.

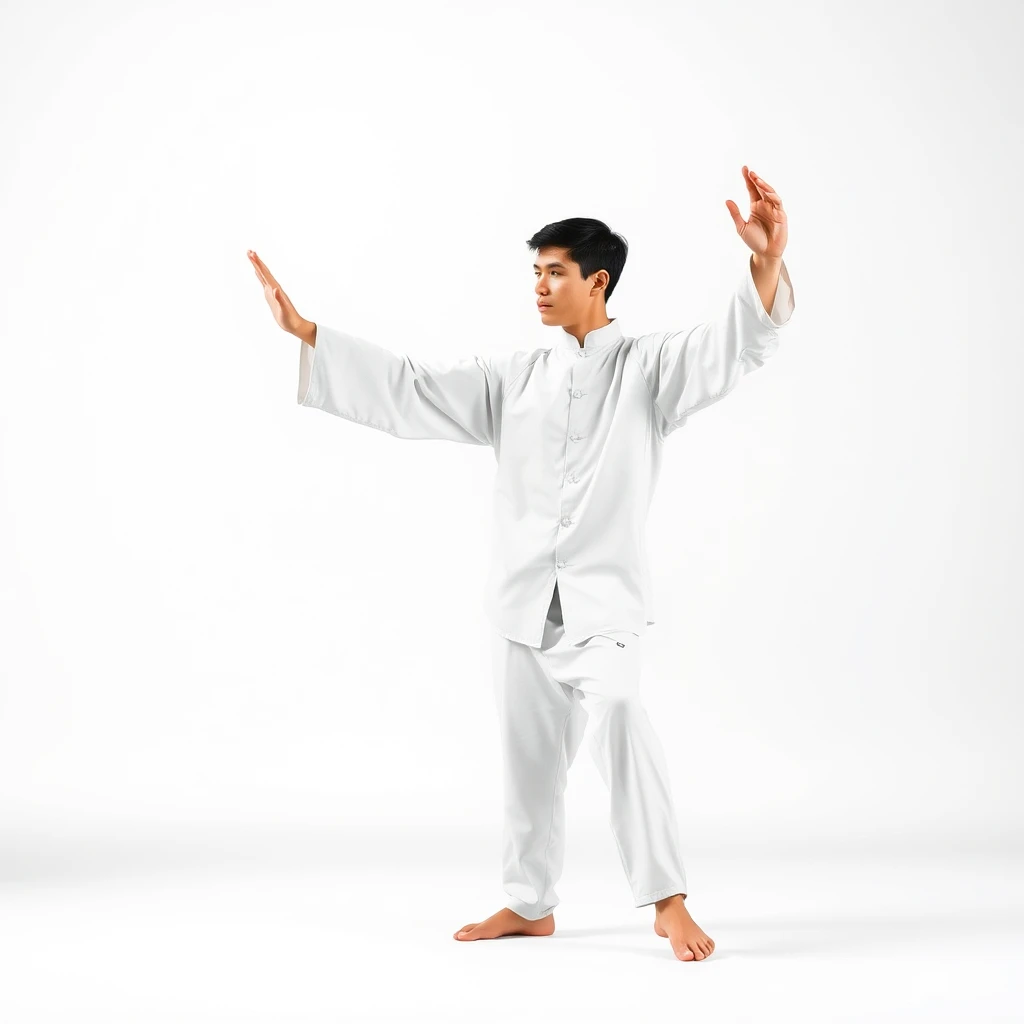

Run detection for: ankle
[[654, 894, 686, 911]]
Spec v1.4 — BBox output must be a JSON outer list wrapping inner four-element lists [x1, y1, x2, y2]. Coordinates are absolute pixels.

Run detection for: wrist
[[293, 320, 317, 347]]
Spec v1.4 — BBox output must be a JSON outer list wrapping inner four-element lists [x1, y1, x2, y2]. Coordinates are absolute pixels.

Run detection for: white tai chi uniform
[[295, 255, 796, 912]]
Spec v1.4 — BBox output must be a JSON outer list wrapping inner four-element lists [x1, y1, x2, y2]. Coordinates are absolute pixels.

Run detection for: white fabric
[[491, 581, 688, 920], [297, 255, 795, 647]]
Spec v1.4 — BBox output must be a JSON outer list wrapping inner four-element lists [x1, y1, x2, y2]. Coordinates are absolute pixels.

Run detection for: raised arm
[[630, 166, 796, 440], [632, 254, 795, 438], [297, 324, 504, 445]]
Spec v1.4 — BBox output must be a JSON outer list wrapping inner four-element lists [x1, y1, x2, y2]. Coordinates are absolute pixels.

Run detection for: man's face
[[533, 246, 605, 324]]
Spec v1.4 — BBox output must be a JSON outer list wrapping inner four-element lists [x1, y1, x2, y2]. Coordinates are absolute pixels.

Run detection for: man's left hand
[[726, 166, 788, 259]]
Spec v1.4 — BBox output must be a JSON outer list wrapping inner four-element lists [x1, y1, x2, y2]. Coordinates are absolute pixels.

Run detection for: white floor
[[1, 825, 1021, 1023]]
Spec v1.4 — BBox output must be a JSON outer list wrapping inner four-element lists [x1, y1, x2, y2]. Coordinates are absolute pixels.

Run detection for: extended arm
[[297, 324, 504, 445], [246, 249, 503, 446]]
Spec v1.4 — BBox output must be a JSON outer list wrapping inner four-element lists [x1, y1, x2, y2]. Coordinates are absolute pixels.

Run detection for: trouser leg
[[490, 584, 588, 921], [569, 631, 688, 908]]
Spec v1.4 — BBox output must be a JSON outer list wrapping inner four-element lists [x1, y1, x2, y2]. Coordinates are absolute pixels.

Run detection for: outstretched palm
[[247, 249, 307, 335], [726, 166, 788, 260]]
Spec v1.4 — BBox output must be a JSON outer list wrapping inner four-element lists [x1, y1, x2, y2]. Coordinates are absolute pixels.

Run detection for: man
[[248, 165, 795, 962]]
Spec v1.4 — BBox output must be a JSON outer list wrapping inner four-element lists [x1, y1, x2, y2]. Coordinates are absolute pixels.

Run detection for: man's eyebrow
[[533, 261, 567, 269]]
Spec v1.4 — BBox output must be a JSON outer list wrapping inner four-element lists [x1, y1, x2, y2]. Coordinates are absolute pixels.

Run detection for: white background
[[1, 0, 1021, 1020]]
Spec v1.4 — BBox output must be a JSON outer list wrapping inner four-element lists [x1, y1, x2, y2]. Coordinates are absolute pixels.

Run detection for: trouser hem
[[505, 897, 556, 921], [634, 885, 687, 908]]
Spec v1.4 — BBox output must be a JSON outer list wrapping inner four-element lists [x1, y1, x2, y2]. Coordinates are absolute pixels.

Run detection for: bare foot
[[453, 907, 555, 941], [653, 895, 715, 961]]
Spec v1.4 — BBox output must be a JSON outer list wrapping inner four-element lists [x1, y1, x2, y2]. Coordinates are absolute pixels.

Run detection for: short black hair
[[526, 217, 628, 303]]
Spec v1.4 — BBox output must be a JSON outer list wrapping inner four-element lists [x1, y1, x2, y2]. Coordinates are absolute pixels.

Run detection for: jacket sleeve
[[296, 324, 505, 446], [632, 256, 795, 439]]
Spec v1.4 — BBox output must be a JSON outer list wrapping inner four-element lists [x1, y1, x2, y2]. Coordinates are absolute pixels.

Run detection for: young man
[[248, 165, 795, 962]]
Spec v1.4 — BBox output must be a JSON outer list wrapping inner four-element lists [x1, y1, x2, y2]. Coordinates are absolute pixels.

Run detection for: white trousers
[[490, 582, 688, 921]]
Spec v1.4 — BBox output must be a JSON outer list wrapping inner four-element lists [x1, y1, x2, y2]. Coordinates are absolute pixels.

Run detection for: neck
[[563, 315, 613, 347]]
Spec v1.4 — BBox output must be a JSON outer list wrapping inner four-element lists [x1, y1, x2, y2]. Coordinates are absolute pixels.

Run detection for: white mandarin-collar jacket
[[297, 255, 795, 647]]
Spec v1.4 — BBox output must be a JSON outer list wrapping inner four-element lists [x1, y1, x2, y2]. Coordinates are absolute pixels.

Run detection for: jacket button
[[556, 560, 567, 569], [560, 517, 573, 528], [572, 389, 584, 399]]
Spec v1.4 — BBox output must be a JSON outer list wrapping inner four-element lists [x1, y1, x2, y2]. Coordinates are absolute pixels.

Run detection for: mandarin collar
[[556, 317, 623, 359]]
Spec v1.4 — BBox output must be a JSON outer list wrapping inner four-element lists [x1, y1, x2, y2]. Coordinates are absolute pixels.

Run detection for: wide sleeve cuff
[[742, 255, 796, 330], [297, 330, 317, 405]]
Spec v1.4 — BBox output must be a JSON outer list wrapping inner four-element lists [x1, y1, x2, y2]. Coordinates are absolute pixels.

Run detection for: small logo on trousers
[[616, 641, 625, 647]]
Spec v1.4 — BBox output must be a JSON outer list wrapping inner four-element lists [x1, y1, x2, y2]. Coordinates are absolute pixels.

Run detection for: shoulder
[[626, 330, 672, 355], [500, 345, 552, 396], [623, 331, 666, 369]]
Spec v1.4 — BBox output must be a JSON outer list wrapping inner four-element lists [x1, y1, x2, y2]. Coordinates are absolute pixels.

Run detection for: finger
[[248, 250, 282, 290], [724, 198, 746, 234], [745, 166, 771, 204], [250, 253, 275, 286], [248, 253, 269, 287], [749, 171, 782, 206], [253, 265, 287, 304], [741, 165, 760, 203]]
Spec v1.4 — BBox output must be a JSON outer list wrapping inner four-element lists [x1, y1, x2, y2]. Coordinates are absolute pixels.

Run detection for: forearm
[[749, 253, 783, 318]]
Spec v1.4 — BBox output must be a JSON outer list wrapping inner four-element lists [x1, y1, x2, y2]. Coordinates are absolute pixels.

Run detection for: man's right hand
[[247, 249, 316, 346]]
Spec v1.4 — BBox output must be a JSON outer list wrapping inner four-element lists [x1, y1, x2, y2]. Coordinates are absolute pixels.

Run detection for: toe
[[692, 945, 705, 960], [678, 945, 695, 960]]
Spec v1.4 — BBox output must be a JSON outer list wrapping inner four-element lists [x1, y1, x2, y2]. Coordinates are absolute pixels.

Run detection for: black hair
[[526, 217, 628, 303]]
